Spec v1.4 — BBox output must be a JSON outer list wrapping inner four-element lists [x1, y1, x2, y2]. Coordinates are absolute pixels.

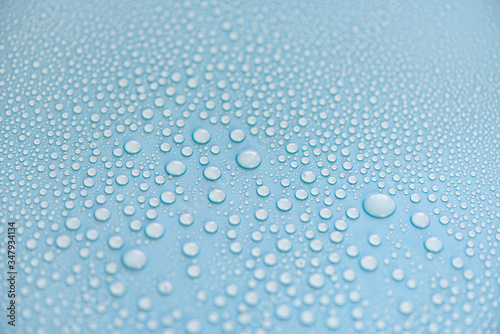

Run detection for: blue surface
[[0, 0, 499, 333]]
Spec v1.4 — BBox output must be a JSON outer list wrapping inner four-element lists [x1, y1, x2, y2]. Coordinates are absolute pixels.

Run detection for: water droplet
[[208, 189, 226, 203], [410, 212, 430, 229], [236, 150, 261, 169], [203, 166, 222, 181], [160, 191, 176, 204], [300, 310, 316, 326], [275, 305, 291, 320], [424, 237, 443, 253], [276, 198, 292, 211], [346, 207, 360, 220], [179, 213, 194, 226], [360, 256, 378, 271], [229, 129, 246, 143], [399, 301, 414, 315], [157, 281, 173, 295], [94, 208, 111, 222], [362, 194, 396, 218], [277, 239, 293, 252], [451, 257, 465, 269], [300, 171, 316, 183], [182, 242, 200, 257], [392, 268, 405, 281], [204, 221, 218, 234], [165, 160, 187, 176], [368, 234, 382, 247], [109, 282, 126, 297], [65, 217, 81, 231], [308, 273, 325, 289], [124, 140, 142, 154], [145, 222, 165, 239], [56, 235, 71, 249], [192, 128, 211, 144], [122, 249, 148, 270]]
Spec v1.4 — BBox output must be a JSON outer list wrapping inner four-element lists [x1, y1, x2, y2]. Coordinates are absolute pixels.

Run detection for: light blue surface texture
[[1, 0, 500, 333]]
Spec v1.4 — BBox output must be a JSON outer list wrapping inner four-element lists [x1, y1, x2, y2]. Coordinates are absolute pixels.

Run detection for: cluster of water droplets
[[0, 0, 499, 333]]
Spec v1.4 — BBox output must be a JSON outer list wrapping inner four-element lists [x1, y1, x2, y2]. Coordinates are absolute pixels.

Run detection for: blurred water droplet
[[122, 249, 148, 270]]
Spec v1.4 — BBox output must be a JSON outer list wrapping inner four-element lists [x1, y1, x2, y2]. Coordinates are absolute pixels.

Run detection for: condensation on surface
[[0, 0, 500, 333]]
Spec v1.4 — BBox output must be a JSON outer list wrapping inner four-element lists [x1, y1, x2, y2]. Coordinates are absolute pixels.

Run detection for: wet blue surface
[[0, 0, 499, 333]]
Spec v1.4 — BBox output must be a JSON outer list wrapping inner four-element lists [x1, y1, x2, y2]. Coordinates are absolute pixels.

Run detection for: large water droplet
[[360, 255, 378, 271], [236, 150, 261, 169], [229, 129, 246, 143], [424, 237, 443, 253], [165, 160, 187, 176], [208, 189, 226, 203], [182, 242, 200, 257], [145, 223, 165, 239], [122, 249, 148, 270], [203, 166, 222, 181], [192, 128, 211, 144], [410, 212, 430, 229], [124, 140, 142, 154], [362, 194, 396, 218], [65, 217, 81, 231], [94, 208, 111, 222]]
